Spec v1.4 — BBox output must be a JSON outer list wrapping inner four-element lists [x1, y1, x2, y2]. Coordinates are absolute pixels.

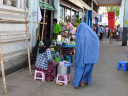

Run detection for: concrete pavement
[[0, 39, 128, 96]]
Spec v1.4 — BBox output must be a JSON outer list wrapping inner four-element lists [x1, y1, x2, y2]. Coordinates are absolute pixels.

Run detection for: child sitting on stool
[[35, 40, 54, 82]]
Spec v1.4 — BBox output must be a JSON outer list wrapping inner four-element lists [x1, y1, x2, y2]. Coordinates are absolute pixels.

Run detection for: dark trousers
[[107, 32, 110, 38], [100, 33, 103, 41]]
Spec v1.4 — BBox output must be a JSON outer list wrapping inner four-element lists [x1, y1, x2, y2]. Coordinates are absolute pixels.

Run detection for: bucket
[[55, 57, 60, 62], [57, 65, 70, 74]]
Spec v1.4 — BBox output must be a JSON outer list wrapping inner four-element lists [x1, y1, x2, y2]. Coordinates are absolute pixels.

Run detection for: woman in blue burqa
[[73, 23, 100, 87]]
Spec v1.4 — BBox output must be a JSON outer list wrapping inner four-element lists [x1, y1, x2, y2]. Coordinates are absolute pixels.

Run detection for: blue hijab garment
[[73, 23, 100, 87], [75, 23, 100, 67]]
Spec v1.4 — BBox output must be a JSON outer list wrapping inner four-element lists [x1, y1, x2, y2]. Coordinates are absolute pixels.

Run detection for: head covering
[[39, 40, 51, 53], [75, 23, 100, 67]]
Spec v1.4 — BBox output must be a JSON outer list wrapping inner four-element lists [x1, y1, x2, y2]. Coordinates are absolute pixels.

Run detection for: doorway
[[40, 10, 52, 42]]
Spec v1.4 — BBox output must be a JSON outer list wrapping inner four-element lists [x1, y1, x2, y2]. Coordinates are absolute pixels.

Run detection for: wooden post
[[24, 0, 32, 75], [0, 34, 7, 95], [41, 0, 47, 46]]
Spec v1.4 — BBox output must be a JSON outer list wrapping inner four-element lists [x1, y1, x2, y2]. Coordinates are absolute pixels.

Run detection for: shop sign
[[39, 1, 56, 11]]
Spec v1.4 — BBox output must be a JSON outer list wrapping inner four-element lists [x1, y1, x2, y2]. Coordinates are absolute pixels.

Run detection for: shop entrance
[[40, 10, 52, 42]]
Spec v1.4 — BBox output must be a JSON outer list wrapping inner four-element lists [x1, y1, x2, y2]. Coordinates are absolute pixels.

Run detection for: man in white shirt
[[105, 26, 109, 38], [99, 25, 105, 41]]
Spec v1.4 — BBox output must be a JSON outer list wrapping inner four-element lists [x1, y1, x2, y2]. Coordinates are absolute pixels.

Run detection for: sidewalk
[[0, 39, 128, 96]]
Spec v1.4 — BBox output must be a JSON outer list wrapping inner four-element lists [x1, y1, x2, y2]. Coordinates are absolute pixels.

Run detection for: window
[[2, 0, 25, 8], [71, 10, 76, 23], [3, 0, 17, 7], [71, 11, 75, 17], [60, 6, 64, 22], [65, 8, 71, 22], [76, 12, 79, 16]]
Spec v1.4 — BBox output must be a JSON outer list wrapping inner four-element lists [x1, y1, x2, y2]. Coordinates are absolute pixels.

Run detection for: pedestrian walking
[[116, 28, 119, 41], [107, 26, 111, 38], [113, 28, 116, 39], [96, 24, 99, 35], [99, 25, 105, 41], [92, 24, 96, 33], [73, 23, 100, 88], [105, 26, 109, 38]]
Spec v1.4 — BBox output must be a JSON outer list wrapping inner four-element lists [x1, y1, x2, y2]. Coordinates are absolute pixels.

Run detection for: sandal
[[86, 82, 90, 85], [79, 81, 85, 87]]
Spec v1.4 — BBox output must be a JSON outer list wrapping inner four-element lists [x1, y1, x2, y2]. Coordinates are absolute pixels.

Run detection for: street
[[0, 39, 128, 96]]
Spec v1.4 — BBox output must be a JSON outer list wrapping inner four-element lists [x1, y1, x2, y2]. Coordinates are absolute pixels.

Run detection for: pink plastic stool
[[56, 74, 70, 85], [34, 70, 45, 82]]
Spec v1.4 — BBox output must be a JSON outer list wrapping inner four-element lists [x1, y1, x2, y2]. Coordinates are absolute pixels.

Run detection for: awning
[[39, 1, 56, 11]]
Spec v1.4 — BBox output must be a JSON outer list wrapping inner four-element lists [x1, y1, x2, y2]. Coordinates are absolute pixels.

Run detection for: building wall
[[60, 0, 80, 11], [0, 0, 33, 76], [28, 0, 39, 48], [54, 0, 60, 23]]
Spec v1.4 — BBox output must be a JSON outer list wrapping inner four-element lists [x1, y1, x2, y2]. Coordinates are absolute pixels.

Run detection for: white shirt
[[105, 27, 109, 33]]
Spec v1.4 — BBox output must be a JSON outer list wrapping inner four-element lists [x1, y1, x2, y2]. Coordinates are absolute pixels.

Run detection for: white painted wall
[[119, 0, 124, 28], [28, 0, 39, 49], [0, 1, 31, 74], [119, 0, 125, 39], [123, 0, 128, 28]]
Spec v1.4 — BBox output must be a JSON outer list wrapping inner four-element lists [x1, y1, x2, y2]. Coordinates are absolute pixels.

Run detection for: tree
[[106, 6, 120, 17]]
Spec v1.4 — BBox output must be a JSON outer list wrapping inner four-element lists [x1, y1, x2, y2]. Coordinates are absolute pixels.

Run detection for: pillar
[[20, 0, 24, 8], [17, 0, 20, 8], [0, 0, 3, 5], [70, 7, 72, 22], [54, 0, 60, 23], [122, 0, 128, 46], [91, 0, 93, 9]]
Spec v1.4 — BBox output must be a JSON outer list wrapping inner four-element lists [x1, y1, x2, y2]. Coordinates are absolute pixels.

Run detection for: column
[[20, 0, 24, 8], [91, 0, 93, 9], [54, 0, 60, 23], [122, 0, 128, 46], [82, 8, 84, 22], [17, 0, 20, 8], [0, 0, 3, 5], [70, 8, 72, 22]]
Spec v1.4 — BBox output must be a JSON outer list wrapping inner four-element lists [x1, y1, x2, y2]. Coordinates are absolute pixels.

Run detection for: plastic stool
[[56, 74, 70, 85], [62, 56, 73, 64], [117, 61, 128, 71], [34, 70, 45, 82]]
